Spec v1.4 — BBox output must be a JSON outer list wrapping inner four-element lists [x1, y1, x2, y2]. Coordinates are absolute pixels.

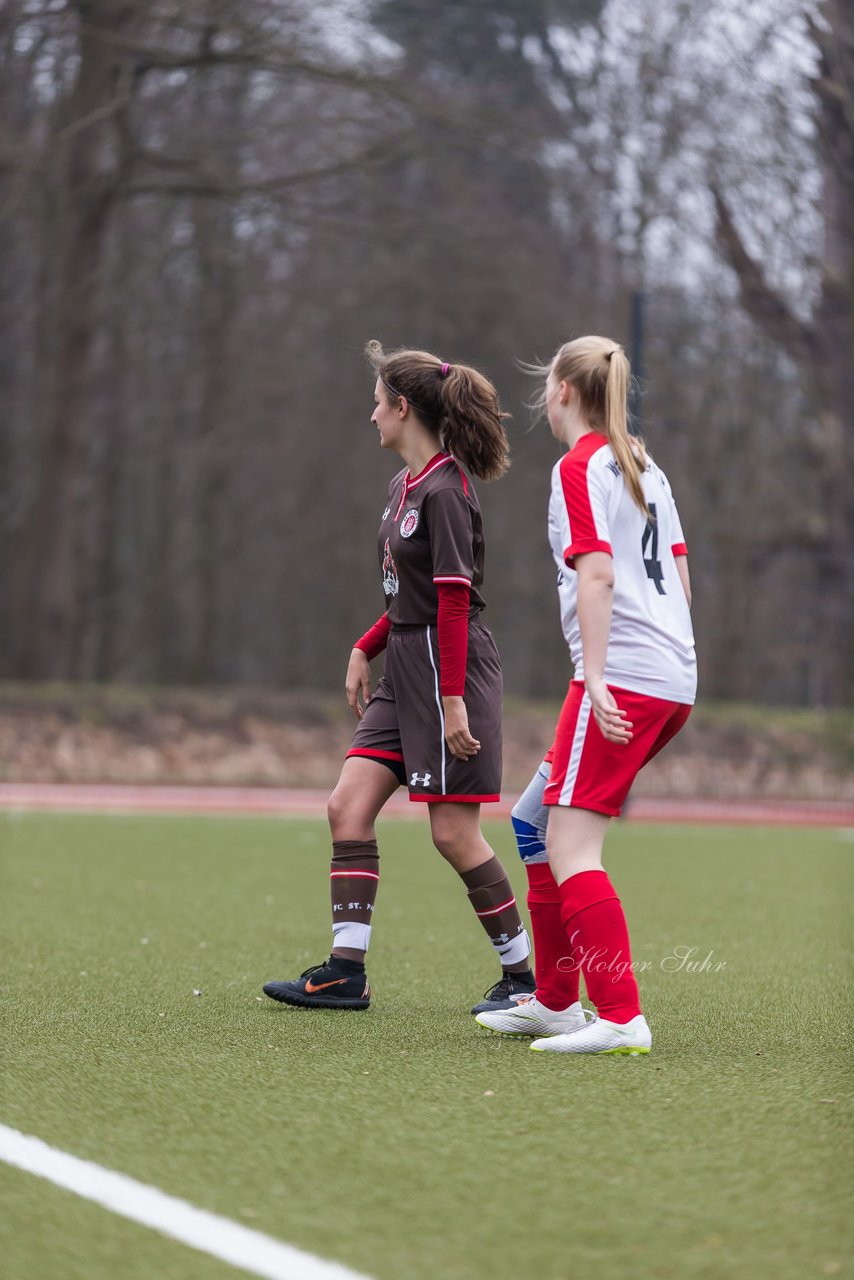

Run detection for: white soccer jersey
[[548, 432, 697, 704]]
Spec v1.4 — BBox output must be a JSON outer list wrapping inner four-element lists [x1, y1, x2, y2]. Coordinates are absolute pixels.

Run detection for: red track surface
[[0, 783, 851, 826]]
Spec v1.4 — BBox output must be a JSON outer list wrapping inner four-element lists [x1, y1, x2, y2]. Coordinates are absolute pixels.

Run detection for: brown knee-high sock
[[330, 839, 379, 964], [460, 856, 531, 973]]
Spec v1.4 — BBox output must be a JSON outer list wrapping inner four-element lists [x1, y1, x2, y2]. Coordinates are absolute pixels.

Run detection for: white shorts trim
[[560, 692, 591, 806], [425, 626, 447, 795]]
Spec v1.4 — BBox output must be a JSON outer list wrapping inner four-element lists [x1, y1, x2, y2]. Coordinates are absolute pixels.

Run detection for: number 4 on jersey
[[641, 503, 666, 594]]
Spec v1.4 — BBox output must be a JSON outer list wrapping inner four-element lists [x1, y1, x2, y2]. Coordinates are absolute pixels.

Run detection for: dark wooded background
[[2, 0, 851, 705]]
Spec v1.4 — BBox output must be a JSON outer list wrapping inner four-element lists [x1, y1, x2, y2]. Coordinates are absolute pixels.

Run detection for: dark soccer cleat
[[470, 972, 536, 1015], [263, 959, 371, 1010]]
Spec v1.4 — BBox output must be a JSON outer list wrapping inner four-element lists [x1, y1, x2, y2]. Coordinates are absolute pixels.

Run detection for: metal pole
[[629, 289, 646, 432]]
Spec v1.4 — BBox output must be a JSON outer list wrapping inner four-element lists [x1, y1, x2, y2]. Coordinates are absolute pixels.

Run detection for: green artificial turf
[[0, 812, 851, 1280]]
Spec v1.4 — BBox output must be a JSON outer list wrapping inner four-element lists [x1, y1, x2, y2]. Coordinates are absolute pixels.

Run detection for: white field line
[[0, 1124, 374, 1280]]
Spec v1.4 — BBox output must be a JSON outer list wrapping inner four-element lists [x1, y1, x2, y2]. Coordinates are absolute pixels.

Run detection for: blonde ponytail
[[604, 347, 649, 517], [539, 336, 650, 518]]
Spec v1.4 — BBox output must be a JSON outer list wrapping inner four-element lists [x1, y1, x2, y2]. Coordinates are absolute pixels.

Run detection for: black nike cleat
[[263, 959, 371, 1010], [470, 972, 536, 1015]]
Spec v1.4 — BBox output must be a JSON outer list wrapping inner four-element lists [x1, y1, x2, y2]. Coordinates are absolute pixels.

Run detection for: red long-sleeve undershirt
[[353, 583, 470, 696], [353, 612, 392, 662], [435, 582, 470, 695]]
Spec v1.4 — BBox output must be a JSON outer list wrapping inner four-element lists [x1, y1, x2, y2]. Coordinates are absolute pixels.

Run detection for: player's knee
[[327, 783, 378, 841], [431, 828, 463, 861], [325, 783, 345, 834], [327, 786, 352, 837], [429, 818, 471, 864]]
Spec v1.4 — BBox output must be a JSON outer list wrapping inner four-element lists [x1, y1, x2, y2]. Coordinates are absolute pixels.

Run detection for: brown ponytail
[[365, 341, 510, 480], [533, 336, 649, 517]]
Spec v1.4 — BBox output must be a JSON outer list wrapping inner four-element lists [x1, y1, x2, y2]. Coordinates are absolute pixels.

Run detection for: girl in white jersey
[[475, 335, 697, 1055]]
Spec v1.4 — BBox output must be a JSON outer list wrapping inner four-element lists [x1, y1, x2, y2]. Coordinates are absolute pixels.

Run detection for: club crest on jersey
[[400, 508, 420, 538], [382, 537, 399, 597]]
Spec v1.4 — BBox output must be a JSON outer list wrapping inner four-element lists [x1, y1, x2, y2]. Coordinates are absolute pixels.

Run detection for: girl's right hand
[[441, 695, 481, 761], [345, 648, 372, 719], [585, 676, 633, 744]]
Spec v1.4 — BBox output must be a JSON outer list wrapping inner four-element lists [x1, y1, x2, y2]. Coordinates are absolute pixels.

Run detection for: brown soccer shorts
[[347, 620, 503, 803]]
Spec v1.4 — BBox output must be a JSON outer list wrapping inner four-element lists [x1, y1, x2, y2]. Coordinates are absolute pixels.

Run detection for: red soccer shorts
[[544, 680, 691, 815]]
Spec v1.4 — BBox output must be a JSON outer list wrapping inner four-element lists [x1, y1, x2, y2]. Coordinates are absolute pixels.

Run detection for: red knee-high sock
[[526, 864, 580, 1011], [558, 870, 641, 1024]]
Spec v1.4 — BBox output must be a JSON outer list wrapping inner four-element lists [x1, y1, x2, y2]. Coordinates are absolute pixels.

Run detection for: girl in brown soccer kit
[[263, 343, 533, 1012]]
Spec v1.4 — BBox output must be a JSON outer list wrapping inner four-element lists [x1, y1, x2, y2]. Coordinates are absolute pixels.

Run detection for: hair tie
[[607, 347, 621, 362], [440, 362, 450, 377]]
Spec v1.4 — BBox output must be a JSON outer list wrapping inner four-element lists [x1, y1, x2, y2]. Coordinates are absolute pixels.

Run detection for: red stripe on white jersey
[[560, 435, 613, 566], [562, 539, 612, 566], [560, 442, 600, 545]]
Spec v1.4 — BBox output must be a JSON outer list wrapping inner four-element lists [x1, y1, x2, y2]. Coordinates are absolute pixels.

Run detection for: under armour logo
[[410, 772, 432, 787]]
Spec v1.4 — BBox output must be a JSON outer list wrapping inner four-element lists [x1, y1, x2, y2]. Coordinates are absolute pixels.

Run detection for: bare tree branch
[[74, 19, 534, 146], [711, 185, 815, 363], [53, 91, 131, 142], [128, 132, 413, 199], [806, 9, 854, 152], [78, 21, 393, 89]]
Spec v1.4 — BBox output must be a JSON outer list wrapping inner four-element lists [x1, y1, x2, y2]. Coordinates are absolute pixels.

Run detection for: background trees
[[1, 0, 848, 706]]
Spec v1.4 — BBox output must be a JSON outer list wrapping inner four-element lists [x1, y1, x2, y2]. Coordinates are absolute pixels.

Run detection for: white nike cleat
[[530, 1013, 652, 1056], [475, 996, 591, 1038]]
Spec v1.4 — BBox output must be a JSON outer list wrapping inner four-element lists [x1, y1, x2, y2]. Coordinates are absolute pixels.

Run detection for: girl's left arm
[[674, 554, 692, 607], [575, 551, 633, 744], [437, 582, 480, 761]]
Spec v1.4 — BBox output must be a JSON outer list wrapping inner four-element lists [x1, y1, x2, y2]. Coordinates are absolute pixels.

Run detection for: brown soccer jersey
[[349, 451, 502, 803], [378, 453, 486, 623]]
